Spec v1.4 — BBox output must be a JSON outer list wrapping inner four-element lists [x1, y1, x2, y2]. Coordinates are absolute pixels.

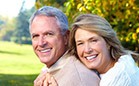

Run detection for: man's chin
[[39, 58, 49, 63]]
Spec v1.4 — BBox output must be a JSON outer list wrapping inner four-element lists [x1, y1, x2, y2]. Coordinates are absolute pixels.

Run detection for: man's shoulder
[[57, 55, 100, 86], [65, 55, 92, 70], [64, 55, 99, 78]]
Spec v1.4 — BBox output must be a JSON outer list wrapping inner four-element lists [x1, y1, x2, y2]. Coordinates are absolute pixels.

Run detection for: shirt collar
[[42, 51, 70, 73]]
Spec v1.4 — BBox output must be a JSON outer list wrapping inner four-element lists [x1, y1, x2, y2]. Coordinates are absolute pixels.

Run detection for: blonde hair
[[69, 14, 139, 65]]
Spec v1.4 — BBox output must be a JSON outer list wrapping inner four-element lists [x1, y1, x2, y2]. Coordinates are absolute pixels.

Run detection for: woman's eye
[[93, 40, 97, 42], [90, 39, 97, 42], [77, 42, 83, 46]]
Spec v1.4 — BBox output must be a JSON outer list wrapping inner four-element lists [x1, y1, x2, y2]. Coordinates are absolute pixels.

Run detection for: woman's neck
[[99, 60, 116, 74]]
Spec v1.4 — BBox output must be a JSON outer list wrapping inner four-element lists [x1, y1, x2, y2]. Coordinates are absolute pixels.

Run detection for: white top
[[100, 54, 139, 86]]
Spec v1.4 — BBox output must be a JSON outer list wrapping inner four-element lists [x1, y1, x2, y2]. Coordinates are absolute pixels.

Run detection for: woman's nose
[[84, 43, 93, 54]]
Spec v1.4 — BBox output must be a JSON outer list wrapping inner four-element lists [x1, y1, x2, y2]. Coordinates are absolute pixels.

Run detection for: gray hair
[[29, 6, 69, 35]]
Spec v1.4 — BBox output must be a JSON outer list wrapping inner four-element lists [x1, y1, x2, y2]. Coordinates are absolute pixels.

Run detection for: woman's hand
[[44, 73, 58, 86], [34, 71, 58, 86], [34, 71, 47, 86]]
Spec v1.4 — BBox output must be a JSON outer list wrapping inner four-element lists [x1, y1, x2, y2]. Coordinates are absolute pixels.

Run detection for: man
[[29, 6, 100, 86]]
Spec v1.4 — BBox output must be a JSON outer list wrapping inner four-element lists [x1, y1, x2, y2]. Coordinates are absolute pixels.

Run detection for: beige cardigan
[[46, 54, 100, 86]]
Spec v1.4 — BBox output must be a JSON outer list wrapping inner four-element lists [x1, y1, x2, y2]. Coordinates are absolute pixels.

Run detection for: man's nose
[[38, 36, 47, 46]]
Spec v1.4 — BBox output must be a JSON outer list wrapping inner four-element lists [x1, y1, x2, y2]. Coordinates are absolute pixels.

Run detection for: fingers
[[34, 71, 47, 86], [50, 76, 58, 86], [43, 73, 50, 86], [47, 73, 58, 86], [34, 72, 58, 86], [43, 73, 58, 86]]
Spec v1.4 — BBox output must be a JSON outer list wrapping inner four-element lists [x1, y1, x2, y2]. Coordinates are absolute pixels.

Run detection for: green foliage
[[0, 6, 35, 45], [0, 20, 5, 25], [12, 7, 35, 44], [35, 0, 139, 52], [64, 0, 139, 52], [0, 74, 38, 86], [0, 41, 44, 85], [0, 16, 16, 41], [35, 0, 67, 9]]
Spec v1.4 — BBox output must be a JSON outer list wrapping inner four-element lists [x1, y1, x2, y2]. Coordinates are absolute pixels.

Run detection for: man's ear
[[64, 30, 70, 45]]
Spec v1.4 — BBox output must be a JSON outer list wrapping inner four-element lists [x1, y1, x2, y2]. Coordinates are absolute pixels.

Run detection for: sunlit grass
[[0, 41, 44, 85]]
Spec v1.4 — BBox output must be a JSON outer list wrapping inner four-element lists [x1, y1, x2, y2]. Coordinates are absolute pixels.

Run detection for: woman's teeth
[[86, 55, 96, 60]]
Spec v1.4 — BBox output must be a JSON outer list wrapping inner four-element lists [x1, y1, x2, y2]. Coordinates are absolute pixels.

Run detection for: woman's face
[[75, 28, 114, 73]]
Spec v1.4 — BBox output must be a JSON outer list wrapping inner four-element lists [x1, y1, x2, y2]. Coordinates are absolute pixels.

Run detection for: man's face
[[30, 15, 68, 67]]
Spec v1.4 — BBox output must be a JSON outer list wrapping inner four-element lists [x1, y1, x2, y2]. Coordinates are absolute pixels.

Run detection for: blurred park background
[[0, 0, 139, 85]]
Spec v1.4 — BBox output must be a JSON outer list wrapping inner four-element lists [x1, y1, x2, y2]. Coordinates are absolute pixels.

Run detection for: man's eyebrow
[[31, 33, 38, 37]]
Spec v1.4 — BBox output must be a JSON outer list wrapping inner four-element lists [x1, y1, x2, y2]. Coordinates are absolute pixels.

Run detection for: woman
[[69, 14, 139, 86], [43, 14, 139, 86]]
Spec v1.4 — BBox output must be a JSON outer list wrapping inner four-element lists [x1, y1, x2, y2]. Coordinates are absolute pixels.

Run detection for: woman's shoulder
[[100, 54, 139, 86], [118, 54, 139, 74], [100, 57, 130, 85]]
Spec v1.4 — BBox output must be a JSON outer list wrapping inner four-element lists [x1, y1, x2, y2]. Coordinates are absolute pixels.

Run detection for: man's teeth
[[41, 49, 51, 52], [86, 56, 96, 60]]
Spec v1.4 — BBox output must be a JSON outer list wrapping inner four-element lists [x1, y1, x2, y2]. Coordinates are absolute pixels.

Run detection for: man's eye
[[32, 35, 39, 40], [45, 32, 54, 37], [32, 35, 36, 38], [47, 33, 53, 36]]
